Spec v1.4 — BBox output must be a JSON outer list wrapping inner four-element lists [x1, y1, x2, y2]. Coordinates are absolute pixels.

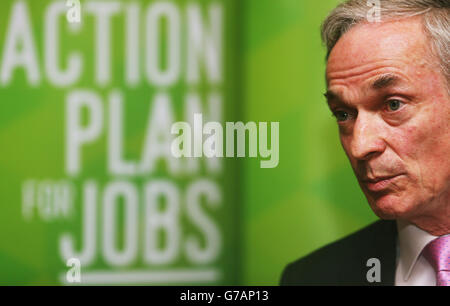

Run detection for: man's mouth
[[361, 175, 403, 192]]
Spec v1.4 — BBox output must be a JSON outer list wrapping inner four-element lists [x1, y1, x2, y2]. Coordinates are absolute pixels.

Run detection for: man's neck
[[406, 215, 450, 236]]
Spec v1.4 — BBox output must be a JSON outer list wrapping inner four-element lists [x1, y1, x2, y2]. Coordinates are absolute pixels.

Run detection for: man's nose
[[349, 113, 386, 160]]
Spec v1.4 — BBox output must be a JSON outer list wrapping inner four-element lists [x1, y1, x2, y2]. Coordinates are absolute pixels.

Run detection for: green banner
[[0, 0, 241, 285]]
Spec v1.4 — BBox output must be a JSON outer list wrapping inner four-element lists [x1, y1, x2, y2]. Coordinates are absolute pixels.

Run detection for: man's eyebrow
[[323, 74, 404, 106], [323, 90, 350, 109], [371, 74, 400, 90], [323, 90, 338, 101]]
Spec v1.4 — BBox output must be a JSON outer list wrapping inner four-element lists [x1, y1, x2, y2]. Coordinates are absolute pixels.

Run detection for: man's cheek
[[339, 137, 354, 160]]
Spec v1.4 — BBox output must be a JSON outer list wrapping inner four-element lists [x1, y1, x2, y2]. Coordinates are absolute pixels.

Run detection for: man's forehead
[[326, 17, 430, 80]]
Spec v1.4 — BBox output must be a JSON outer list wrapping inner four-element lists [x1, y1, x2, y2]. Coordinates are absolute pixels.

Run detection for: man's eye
[[386, 99, 403, 112], [334, 111, 349, 122]]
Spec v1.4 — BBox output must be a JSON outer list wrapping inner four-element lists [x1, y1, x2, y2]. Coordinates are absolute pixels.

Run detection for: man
[[281, 0, 449, 286]]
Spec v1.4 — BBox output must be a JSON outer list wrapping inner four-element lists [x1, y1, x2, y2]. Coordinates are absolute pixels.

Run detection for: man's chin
[[367, 193, 412, 220]]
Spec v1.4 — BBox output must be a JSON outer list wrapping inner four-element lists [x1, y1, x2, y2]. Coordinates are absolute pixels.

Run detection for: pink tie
[[423, 235, 450, 286]]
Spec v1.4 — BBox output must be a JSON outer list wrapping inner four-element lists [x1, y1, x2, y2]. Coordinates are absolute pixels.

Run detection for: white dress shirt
[[395, 220, 438, 286]]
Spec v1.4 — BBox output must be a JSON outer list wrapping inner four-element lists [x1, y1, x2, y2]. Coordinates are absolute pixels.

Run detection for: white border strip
[[60, 268, 221, 285]]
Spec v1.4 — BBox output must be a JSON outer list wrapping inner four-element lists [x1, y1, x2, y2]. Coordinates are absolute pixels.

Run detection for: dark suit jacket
[[280, 220, 398, 286]]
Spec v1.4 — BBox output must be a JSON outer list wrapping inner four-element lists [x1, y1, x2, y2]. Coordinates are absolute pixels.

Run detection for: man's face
[[326, 17, 450, 223]]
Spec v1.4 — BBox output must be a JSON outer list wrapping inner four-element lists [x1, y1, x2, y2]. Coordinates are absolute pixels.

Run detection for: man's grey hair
[[321, 0, 449, 82]]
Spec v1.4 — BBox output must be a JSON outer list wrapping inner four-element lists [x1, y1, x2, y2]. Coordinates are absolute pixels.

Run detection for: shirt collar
[[396, 220, 437, 281]]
